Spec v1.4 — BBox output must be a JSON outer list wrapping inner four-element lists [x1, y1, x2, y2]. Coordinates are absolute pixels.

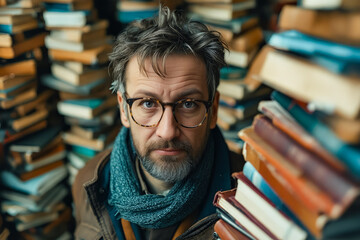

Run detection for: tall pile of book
[[213, 1, 360, 239], [185, 0, 272, 154], [41, 0, 120, 184], [0, 2, 74, 238]]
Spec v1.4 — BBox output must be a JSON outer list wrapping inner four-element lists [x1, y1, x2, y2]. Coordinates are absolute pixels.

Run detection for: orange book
[[242, 141, 326, 238], [239, 127, 339, 217], [18, 160, 64, 181]]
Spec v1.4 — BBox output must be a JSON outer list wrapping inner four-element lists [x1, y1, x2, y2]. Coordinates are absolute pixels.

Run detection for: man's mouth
[[152, 148, 184, 156]]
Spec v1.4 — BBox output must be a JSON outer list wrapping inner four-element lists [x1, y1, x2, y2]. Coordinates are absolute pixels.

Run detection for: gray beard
[[139, 154, 195, 183]]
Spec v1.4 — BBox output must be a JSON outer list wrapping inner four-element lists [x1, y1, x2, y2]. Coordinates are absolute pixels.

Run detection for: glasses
[[125, 96, 212, 128]]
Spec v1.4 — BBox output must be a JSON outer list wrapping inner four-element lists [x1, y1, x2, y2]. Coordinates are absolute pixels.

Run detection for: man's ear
[[209, 91, 219, 129], [117, 92, 130, 128]]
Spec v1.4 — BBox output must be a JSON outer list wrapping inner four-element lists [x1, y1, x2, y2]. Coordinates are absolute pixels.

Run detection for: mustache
[[146, 139, 192, 152]]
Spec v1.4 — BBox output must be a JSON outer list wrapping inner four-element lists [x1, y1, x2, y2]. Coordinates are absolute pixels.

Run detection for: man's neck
[[140, 163, 174, 195]]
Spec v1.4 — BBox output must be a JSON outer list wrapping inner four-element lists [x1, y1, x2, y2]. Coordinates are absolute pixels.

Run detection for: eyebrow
[[131, 89, 205, 100]]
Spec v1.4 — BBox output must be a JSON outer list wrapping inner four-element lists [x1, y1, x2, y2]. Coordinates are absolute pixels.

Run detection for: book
[[300, 0, 360, 10], [70, 123, 113, 140], [238, 127, 339, 217], [258, 47, 360, 120], [48, 44, 111, 65], [64, 108, 117, 127], [220, 66, 248, 80], [0, 18, 38, 34], [51, 62, 108, 86], [0, 58, 36, 75], [320, 114, 360, 144], [214, 219, 251, 240], [48, 20, 107, 41], [6, 0, 41, 8], [40, 74, 106, 96], [268, 30, 360, 63], [0, 87, 37, 110], [9, 108, 48, 132], [242, 142, 328, 238], [43, 10, 96, 28], [188, 0, 255, 21], [43, 1, 93, 11], [117, 1, 158, 23], [10, 126, 62, 153], [0, 32, 45, 59], [278, 5, 360, 46], [271, 91, 360, 179], [219, 97, 261, 120], [232, 171, 307, 240], [0, 78, 36, 98], [242, 161, 304, 227], [0, 75, 34, 91], [14, 89, 55, 117], [191, 14, 258, 35], [16, 160, 64, 181], [229, 26, 263, 52], [45, 35, 109, 52], [62, 127, 118, 151], [213, 189, 275, 240], [258, 100, 347, 172], [67, 150, 92, 169], [225, 46, 258, 68], [0, 165, 68, 196], [0, 13, 34, 25], [57, 97, 117, 120]]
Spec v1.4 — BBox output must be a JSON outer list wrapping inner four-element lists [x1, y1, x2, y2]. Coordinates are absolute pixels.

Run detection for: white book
[[43, 11, 88, 28]]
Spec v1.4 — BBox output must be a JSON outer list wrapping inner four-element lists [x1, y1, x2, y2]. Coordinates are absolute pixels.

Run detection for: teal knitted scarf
[[108, 126, 230, 229]]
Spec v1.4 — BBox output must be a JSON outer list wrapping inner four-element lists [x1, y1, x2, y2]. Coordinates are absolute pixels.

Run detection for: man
[[72, 6, 242, 240]]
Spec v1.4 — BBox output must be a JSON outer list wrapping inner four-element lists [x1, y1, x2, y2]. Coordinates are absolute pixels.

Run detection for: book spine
[[271, 91, 360, 179], [253, 114, 358, 206]]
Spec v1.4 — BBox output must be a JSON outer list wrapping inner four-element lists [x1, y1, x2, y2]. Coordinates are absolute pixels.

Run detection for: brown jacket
[[72, 148, 243, 240]]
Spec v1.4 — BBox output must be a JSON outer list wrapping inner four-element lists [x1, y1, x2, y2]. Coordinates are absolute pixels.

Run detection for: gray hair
[[109, 6, 227, 103]]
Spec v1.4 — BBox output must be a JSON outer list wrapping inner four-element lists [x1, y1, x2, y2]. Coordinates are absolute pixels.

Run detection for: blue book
[[243, 162, 314, 238], [64, 98, 103, 108], [0, 24, 13, 34], [44, 2, 90, 12], [310, 55, 360, 76], [71, 144, 98, 158], [268, 30, 360, 63], [0, 166, 68, 196], [220, 66, 247, 80], [117, 9, 158, 23], [271, 91, 360, 179], [40, 74, 105, 95]]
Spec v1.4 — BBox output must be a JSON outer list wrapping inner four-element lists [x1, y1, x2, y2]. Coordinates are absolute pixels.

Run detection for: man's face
[[117, 55, 219, 183]]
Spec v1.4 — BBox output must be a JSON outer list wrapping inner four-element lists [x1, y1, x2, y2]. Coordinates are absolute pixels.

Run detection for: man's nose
[[155, 106, 180, 140]]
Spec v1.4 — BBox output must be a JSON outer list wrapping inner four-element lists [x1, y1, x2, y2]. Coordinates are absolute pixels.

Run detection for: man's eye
[[182, 101, 197, 109], [140, 100, 156, 108]]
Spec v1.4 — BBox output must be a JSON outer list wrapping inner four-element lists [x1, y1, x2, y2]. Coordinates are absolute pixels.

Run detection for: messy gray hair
[[109, 6, 227, 102]]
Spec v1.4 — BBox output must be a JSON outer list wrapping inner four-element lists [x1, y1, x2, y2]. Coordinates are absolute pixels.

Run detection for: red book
[[214, 219, 251, 240], [253, 114, 359, 212]]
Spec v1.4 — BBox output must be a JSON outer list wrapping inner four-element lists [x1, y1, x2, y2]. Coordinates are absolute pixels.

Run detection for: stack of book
[[41, 0, 120, 183], [214, 1, 360, 239], [0, 126, 72, 239], [186, 0, 272, 153], [0, 3, 55, 161], [117, 0, 159, 25]]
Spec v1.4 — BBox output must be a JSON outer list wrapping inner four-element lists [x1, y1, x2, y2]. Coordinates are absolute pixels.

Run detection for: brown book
[[0, 32, 45, 59], [48, 44, 111, 65], [242, 142, 327, 238], [214, 219, 251, 240], [279, 5, 360, 46], [11, 108, 48, 132], [17, 159, 64, 181], [188, 1, 253, 21], [0, 87, 37, 110], [229, 26, 263, 52], [15, 89, 55, 116], [51, 63, 108, 86], [238, 127, 339, 218], [258, 100, 347, 172], [258, 46, 360, 120], [0, 75, 34, 90], [213, 189, 275, 240], [320, 114, 360, 145], [0, 13, 34, 25], [0, 79, 36, 99], [0, 58, 36, 76]]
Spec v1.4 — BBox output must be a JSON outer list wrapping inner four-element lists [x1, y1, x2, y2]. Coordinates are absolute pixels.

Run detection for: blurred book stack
[[185, 0, 272, 154], [214, 1, 360, 239], [0, 126, 72, 239], [0, 1, 53, 162], [41, 0, 120, 184]]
